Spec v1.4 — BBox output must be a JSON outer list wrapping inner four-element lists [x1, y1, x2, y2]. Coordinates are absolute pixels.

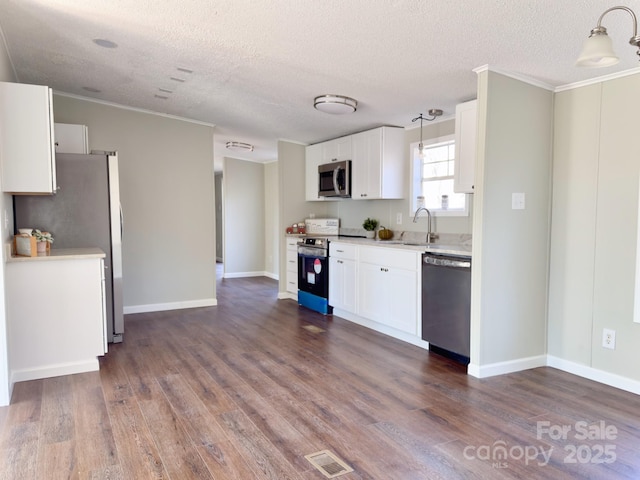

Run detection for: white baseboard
[[333, 309, 430, 350], [467, 355, 547, 378], [223, 271, 268, 279], [124, 298, 217, 314], [11, 359, 99, 386], [278, 291, 297, 300], [547, 355, 640, 396], [264, 271, 279, 280]]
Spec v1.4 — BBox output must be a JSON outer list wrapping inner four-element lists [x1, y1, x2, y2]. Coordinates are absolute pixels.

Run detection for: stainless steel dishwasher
[[421, 253, 471, 364]]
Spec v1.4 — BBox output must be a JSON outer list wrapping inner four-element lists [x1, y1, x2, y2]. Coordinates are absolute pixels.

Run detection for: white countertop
[[8, 247, 106, 263], [328, 237, 472, 257]]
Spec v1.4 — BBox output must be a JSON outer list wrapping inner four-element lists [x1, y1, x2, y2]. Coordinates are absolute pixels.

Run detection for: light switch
[[512, 192, 525, 210]]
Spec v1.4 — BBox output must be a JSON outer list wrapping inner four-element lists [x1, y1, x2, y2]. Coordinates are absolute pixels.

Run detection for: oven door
[[298, 246, 329, 298]]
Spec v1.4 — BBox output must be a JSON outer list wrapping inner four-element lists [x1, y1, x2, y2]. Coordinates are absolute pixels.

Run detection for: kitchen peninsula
[[5, 247, 107, 390]]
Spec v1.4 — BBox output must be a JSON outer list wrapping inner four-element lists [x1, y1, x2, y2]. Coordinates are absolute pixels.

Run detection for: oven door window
[[298, 253, 329, 297]]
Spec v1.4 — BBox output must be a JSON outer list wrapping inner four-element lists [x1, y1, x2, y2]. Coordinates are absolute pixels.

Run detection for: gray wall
[[278, 140, 317, 294], [215, 173, 223, 262], [0, 29, 17, 406], [264, 161, 279, 278], [549, 73, 640, 382], [53, 94, 216, 312], [223, 157, 265, 276], [471, 70, 553, 371]]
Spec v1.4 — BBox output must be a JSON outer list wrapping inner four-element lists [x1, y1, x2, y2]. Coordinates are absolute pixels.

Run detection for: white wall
[[0, 26, 17, 406], [470, 69, 553, 375], [53, 94, 216, 313], [549, 73, 640, 383], [223, 157, 265, 276]]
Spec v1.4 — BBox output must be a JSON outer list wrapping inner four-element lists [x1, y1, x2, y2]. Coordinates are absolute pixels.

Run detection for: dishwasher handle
[[423, 254, 471, 269]]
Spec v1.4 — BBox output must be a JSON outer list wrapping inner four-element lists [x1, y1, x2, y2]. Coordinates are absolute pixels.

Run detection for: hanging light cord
[[412, 109, 443, 156]]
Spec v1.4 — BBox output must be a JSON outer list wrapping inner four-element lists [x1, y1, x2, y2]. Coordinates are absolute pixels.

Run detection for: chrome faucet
[[412, 207, 437, 244]]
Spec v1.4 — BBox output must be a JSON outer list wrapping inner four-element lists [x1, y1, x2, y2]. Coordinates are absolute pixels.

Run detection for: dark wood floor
[[1, 272, 640, 479]]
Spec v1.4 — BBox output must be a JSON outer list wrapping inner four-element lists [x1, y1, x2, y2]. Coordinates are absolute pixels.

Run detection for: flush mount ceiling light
[[576, 5, 640, 67], [226, 141, 254, 152], [412, 109, 443, 158], [314, 94, 357, 114]]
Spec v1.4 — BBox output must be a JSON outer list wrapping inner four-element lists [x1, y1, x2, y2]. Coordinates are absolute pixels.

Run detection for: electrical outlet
[[602, 328, 616, 350], [512, 192, 525, 210], [396, 213, 402, 224]]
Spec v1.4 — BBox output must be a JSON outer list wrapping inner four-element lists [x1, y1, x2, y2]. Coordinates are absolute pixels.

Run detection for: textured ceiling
[[1, 0, 639, 170]]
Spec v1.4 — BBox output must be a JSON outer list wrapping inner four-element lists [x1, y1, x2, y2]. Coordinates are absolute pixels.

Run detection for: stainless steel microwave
[[318, 160, 351, 197]]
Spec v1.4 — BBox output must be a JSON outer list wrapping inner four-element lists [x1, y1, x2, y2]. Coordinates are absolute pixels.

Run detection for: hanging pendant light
[[412, 109, 443, 158], [576, 6, 640, 67]]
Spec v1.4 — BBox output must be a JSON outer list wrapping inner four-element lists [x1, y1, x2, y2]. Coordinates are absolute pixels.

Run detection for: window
[[410, 135, 468, 216]]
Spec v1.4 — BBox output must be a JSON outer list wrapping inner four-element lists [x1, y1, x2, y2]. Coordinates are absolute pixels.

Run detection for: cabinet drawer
[[359, 246, 419, 271], [330, 242, 357, 260], [286, 249, 298, 271], [286, 270, 298, 293], [286, 237, 300, 249]]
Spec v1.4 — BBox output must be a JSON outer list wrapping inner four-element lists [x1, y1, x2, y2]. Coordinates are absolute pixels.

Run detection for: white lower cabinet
[[329, 242, 421, 338], [6, 252, 107, 385], [285, 237, 299, 295], [358, 246, 419, 335], [329, 243, 357, 314]]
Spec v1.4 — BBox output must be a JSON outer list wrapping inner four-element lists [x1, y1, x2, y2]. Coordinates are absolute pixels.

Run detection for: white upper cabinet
[[453, 99, 477, 193], [351, 126, 404, 200], [0, 82, 57, 194], [55, 123, 89, 154], [322, 136, 352, 163]]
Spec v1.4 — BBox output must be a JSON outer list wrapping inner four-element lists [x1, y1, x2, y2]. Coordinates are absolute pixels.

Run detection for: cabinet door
[[358, 262, 387, 321], [329, 257, 357, 313], [322, 136, 352, 163], [453, 100, 477, 193], [351, 129, 382, 199], [305, 143, 323, 201], [352, 127, 404, 200], [0, 82, 56, 193], [55, 123, 89, 154], [386, 267, 418, 335], [358, 261, 418, 335]]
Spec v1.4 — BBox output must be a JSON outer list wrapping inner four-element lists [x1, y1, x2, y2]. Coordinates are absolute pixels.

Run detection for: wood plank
[[70, 372, 119, 476], [219, 409, 305, 480], [137, 388, 214, 479], [196, 441, 259, 480], [105, 397, 169, 479]]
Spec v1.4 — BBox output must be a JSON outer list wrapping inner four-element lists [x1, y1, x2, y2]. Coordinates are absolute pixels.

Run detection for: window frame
[[409, 134, 469, 217]]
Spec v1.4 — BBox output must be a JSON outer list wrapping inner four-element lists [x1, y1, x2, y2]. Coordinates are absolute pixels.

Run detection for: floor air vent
[[305, 450, 353, 478]]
